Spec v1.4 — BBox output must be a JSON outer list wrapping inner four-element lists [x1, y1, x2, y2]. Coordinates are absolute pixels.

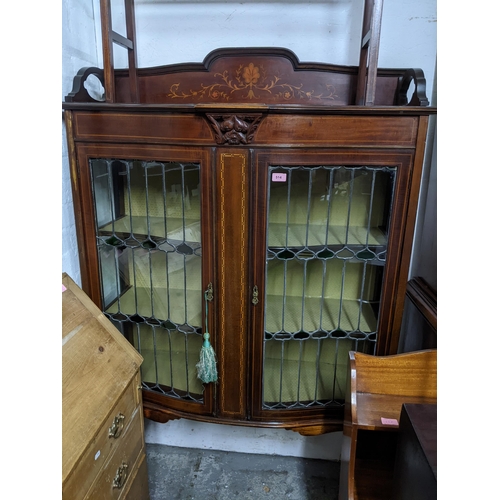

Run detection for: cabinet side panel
[[215, 150, 250, 420], [376, 116, 430, 354]]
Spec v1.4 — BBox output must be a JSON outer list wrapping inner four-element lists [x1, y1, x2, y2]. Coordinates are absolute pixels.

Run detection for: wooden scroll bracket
[[64, 67, 106, 103], [397, 68, 429, 106]]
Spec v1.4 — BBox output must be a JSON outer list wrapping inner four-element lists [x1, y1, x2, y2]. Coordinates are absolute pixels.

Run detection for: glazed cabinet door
[[250, 150, 414, 423], [75, 144, 215, 417]]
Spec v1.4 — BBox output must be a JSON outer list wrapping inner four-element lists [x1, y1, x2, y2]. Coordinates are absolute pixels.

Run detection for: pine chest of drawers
[[62, 273, 150, 499]]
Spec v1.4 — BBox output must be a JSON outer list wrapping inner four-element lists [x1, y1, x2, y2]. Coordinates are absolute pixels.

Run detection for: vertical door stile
[[215, 149, 250, 420], [249, 150, 268, 418], [200, 148, 217, 415], [374, 160, 410, 355]]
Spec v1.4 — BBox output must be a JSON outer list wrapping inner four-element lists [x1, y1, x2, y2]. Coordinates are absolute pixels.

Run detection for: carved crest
[[206, 113, 263, 145]]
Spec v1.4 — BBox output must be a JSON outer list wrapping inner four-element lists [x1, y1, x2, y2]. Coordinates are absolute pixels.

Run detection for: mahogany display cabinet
[[63, 1, 436, 436]]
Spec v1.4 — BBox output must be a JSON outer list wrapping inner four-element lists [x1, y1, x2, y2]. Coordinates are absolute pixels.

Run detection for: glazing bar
[[180, 163, 187, 241], [356, 261, 368, 331], [151, 325, 160, 387], [161, 163, 168, 240], [165, 249, 171, 321], [300, 259, 306, 332], [285, 167, 292, 248], [337, 168, 355, 331], [144, 162, 152, 240], [364, 169, 377, 247], [144, 162, 156, 319], [304, 168, 313, 248], [346, 168, 356, 245], [184, 334, 190, 397], [319, 168, 335, 331], [299, 169, 313, 332], [181, 164, 189, 325], [313, 339, 321, 403], [332, 338, 340, 400], [105, 159, 116, 232], [279, 340, 285, 405], [324, 168, 335, 247], [113, 244, 122, 312], [337, 259, 348, 330], [319, 259, 326, 330], [281, 260, 287, 332], [296, 340, 304, 404], [164, 166, 172, 320], [386, 168, 397, 244], [125, 161, 134, 237], [279, 167, 292, 331], [167, 329, 174, 389], [148, 249, 155, 318], [131, 247, 139, 316]]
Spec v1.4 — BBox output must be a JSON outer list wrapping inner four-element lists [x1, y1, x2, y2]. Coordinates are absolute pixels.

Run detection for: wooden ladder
[[99, 0, 384, 106]]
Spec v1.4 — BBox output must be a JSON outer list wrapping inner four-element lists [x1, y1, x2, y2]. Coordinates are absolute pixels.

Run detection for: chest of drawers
[[62, 273, 150, 499]]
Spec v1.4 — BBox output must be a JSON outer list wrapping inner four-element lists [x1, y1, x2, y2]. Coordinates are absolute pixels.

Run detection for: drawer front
[[120, 451, 150, 500], [85, 407, 145, 500], [63, 379, 139, 500]]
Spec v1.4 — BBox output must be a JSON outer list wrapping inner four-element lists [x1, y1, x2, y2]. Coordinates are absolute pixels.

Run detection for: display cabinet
[[63, 1, 436, 435]]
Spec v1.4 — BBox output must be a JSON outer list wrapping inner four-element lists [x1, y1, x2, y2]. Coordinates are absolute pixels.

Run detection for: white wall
[[145, 418, 343, 461], [62, 0, 102, 286], [62, 0, 436, 460], [90, 0, 436, 91]]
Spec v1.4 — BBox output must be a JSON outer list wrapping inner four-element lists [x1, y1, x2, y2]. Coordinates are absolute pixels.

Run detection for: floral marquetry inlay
[[167, 62, 338, 103]]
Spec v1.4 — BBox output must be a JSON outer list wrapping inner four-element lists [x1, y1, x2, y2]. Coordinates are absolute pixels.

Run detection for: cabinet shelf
[[265, 295, 377, 335], [99, 216, 201, 246], [105, 286, 202, 329], [267, 223, 387, 249], [355, 393, 437, 431]]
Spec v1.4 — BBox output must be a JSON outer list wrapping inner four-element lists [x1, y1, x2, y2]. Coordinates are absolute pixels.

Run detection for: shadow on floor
[[146, 443, 340, 500]]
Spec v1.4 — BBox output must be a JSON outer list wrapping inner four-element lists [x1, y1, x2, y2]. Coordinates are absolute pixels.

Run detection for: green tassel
[[196, 332, 218, 384]]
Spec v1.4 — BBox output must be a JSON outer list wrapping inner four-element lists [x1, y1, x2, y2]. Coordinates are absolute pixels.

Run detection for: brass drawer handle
[[112, 462, 129, 489], [108, 413, 125, 438]]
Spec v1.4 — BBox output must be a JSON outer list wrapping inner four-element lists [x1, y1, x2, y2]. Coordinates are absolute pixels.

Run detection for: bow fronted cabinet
[[63, 45, 436, 435]]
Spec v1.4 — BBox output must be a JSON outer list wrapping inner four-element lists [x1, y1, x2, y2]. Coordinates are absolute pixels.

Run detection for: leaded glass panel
[[90, 159, 204, 402], [263, 165, 396, 409]]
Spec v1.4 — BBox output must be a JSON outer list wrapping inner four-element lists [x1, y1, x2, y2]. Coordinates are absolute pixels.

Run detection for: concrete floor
[[145, 443, 340, 500]]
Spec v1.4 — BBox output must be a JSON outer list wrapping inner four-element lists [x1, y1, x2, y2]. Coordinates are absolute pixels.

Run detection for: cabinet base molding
[[143, 402, 343, 436]]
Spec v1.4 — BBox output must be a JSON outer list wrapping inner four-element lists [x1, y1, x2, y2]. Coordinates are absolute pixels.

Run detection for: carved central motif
[[206, 114, 263, 145], [167, 62, 337, 102]]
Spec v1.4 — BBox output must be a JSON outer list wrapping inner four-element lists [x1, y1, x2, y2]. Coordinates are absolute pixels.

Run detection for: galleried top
[[65, 47, 428, 107]]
